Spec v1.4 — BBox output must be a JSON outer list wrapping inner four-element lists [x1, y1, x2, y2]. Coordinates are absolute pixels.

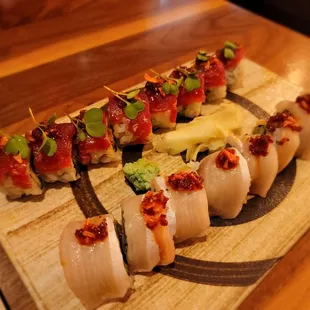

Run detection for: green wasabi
[[123, 158, 160, 191]]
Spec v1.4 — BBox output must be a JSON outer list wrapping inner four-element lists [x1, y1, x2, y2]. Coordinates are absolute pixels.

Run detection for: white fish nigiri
[[240, 134, 278, 197], [122, 191, 175, 273], [151, 170, 210, 243], [198, 147, 251, 219], [265, 111, 301, 172], [59, 215, 133, 310], [276, 95, 310, 160]]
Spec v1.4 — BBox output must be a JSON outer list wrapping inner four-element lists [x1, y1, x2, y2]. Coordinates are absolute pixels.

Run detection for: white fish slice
[[241, 135, 278, 197], [198, 147, 251, 219], [59, 215, 133, 310], [272, 127, 300, 172], [276, 99, 310, 160], [152, 172, 210, 243], [122, 194, 175, 273]]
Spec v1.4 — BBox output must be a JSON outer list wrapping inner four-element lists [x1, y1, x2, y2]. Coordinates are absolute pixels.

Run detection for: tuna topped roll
[[106, 87, 152, 146], [194, 51, 227, 101], [28, 112, 79, 183], [144, 72, 179, 129], [0, 134, 42, 198], [72, 108, 119, 165], [216, 41, 245, 88], [169, 67, 205, 118]]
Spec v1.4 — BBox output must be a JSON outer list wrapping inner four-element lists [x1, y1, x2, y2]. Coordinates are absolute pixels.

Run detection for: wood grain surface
[[0, 0, 309, 309]]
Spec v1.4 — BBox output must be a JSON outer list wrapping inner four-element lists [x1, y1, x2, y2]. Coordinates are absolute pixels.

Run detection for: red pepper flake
[[266, 111, 302, 132], [296, 94, 310, 113], [277, 137, 290, 146], [249, 134, 273, 157], [141, 190, 169, 230], [216, 148, 239, 170], [167, 171, 203, 191], [75, 218, 108, 246]]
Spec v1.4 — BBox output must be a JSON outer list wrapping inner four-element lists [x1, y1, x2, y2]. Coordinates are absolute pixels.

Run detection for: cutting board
[[1, 59, 309, 310]]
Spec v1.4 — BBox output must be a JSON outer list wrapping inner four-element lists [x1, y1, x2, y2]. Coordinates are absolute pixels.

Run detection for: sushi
[[266, 111, 302, 172], [144, 73, 178, 129], [276, 95, 310, 160], [216, 41, 245, 88], [74, 109, 119, 165], [121, 191, 175, 273], [198, 147, 251, 219], [169, 67, 205, 118], [194, 51, 227, 101], [59, 215, 133, 309], [151, 170, 210, 243], [28, 118, 79, 183], [106, 88, 153, 146], [239, 134, 278, 197], [0, 134, 42, 199]]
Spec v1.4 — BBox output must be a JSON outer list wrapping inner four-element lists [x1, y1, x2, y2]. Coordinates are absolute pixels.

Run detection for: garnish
[[147, 69, 181, 95], [253, 125, 267, 135], [167, 171, 203, 191], [266, 111, 302, 132], [68, 108, 106, 141], [29, 108, 57, 156], [4, 135, 30, 159], [249, 134, 273, 157], [216, 148, 239, 170], [176, 67, 201, 92], [223, 41, 237, 60], [104, 86, 145, 119], [196, 50, 209, 62]]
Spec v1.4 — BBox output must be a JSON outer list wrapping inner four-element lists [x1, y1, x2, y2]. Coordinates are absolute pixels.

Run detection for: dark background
[[230, 0, 310, 36]]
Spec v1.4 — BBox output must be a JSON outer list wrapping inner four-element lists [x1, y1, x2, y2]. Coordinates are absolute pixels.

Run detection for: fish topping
[[249, 134, 273, 157], [75, 218, 108, 246], [277, 137, 290, 145], [216, 149, 239, 170], [168, 171, 203, 191], [296, 94, 310, 113], [141, 190, 169, 230], [266, 111, 302, 132]]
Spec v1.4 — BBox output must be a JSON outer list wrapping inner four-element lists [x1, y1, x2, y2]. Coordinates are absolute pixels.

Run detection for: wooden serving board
[[1, 59, 310, 310]]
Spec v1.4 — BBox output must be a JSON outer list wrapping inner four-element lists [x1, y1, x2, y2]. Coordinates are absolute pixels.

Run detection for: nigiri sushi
[[121, 191, 175, 273], [194, 52, 226, 102], [144, 73, 178, 129], [266, 110, 302, 172], [198, 147, 250, 219], [216, 41, 245, 88], [28, 121, 79, 183], [74, 109, 119, 165], [107, 88, 152, 146], [239, 134, 278, 197], [169, 67, 205, 118], [59, 215, 133, 309], [0, 134, 42, 198], [276, 95, 310, 160], [151, 170, 210, 243]]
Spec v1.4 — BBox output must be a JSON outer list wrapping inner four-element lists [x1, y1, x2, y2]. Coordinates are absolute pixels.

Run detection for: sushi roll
[[169, 67, 205, 118], [59, 215, 133, 309], [28, 120, 79, 183], [121, 191, 175, 273], [107, 88, 152, 146], [266, 110, 302, 172], [198, 147, 251, 219], [276, 95, 310, 160], [74, 109, 119, 165], [194, 51, 227, 101], [216, 41, 245, 88], [239, 134, 278, 197], [151, 170, 210, 243], [0, 134, 42, 199], [144, 73, 178, 129]]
